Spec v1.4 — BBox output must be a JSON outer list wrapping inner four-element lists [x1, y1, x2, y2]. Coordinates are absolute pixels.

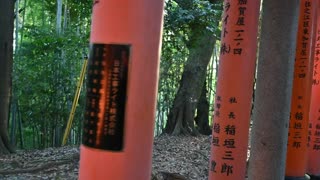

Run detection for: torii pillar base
[[285, 175, 311, 180], [309, 174, 320, 180]]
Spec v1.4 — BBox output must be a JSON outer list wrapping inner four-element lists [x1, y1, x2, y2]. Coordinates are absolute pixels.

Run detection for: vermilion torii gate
[[286, 0, 317, 179], [208, 0, 260, 179], [308, 1, 320, 179], [248, 0, 319, 180], [77, 0, 320, 179], [212, 0, 320, 180], [78, 0, 165, 179]]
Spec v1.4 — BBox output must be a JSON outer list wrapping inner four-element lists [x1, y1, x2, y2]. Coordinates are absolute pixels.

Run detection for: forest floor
[[0, 135, 222, 180]]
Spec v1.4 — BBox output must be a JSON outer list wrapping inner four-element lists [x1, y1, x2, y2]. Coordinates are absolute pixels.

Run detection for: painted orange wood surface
[[78, 1, 164, 180], [209, 0, 260, 179], [286, 0, 317, 177], [307, 0, 320, 176]]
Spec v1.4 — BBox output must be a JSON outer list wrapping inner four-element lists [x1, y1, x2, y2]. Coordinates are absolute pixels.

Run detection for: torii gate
[[78, 0, 165, 179], [76, 0, 320, 180]]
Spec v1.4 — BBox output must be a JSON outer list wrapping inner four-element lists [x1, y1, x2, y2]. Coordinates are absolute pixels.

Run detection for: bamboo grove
[[10, 0, 223, 149]]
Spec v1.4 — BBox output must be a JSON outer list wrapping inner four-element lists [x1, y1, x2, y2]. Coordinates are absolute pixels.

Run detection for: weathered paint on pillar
[[208, 0, 260, 179], [285, 0, 317, 179], [307, 1, 320, 178], [78, 1, 165, 180]]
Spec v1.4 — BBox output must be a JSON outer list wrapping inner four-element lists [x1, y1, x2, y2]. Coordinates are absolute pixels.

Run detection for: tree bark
[[248, 0, 300, 179], [195, 80, 211, 135], [0, 0, 16, 154], [164, 28, 215, 136]]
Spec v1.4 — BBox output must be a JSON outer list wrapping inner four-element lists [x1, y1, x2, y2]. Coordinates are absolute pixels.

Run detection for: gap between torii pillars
[[307, 1, 320, 179], [285, 0, 317, 179], [78, 1, 165, 180], [208, 0, 260, 179]]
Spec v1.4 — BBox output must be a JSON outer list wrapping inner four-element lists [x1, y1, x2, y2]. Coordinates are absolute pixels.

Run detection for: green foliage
[[165, 0, 222, 46], [12, 0, 91, 149]]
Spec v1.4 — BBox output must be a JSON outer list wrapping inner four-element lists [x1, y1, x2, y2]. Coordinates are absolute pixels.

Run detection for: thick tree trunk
[[195, 80, 211, 135], [164, 29, 215, 136], [247, 0, 300, 179], [164, 0, 220, 136], [0, 0, 15, 154]]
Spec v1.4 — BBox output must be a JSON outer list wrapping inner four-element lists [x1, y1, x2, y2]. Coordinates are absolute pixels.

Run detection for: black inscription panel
[[83, 44, 130, 151]]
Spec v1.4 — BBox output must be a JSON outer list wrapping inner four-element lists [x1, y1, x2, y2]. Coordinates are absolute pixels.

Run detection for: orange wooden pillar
[[307, 1, 320, 179], [208, 0, 260, 179], [78, 1, 164, 180], [285, 0, 317, 179]]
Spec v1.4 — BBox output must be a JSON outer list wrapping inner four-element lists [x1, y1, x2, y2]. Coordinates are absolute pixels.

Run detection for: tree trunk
[[0, 0, 15, 154], [163, 0, 220, 136], [17, 102, 24, 149], [247, 0, 300, 179], [195, 80, 211, 135], [56, 0, 63, 34], [164, 29, 215, 136], [10, 101, 16, 145], [54, 126, 62, 147]]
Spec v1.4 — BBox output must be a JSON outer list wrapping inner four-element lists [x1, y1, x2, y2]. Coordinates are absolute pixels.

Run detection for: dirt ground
[[0, 135, 214, 180]]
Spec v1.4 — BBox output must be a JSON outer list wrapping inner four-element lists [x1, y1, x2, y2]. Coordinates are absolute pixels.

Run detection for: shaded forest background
[[8, 0, 223, 150]]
